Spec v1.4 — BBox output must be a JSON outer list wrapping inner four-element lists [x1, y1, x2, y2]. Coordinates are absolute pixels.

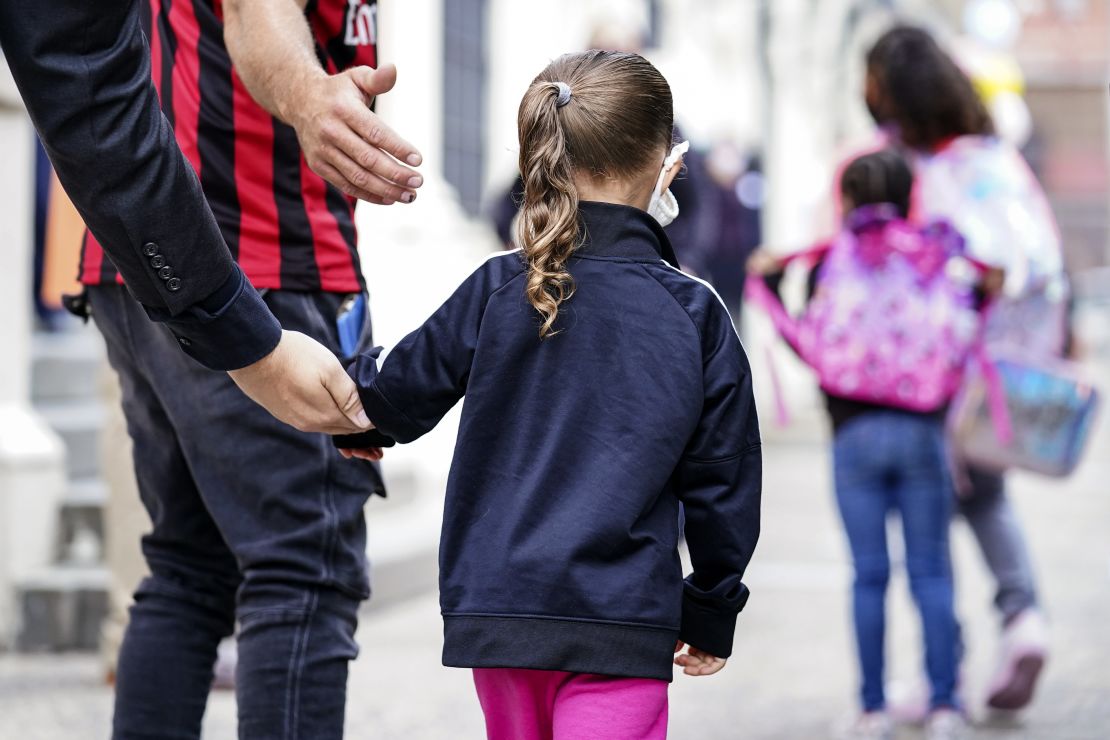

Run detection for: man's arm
[[224, 0, 423, 205], [0, 0, 369, 434]]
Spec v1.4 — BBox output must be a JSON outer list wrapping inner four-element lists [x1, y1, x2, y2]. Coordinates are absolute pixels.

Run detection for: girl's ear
[[661, 155, 684, 191]]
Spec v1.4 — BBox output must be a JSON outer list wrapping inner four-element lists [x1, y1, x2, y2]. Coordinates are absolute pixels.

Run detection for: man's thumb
[[351, 63, 397, 102], [325, 365, 371, 429]]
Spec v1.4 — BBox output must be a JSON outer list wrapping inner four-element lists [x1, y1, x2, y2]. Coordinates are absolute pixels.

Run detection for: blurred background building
[[0, 1, 1107, 731]]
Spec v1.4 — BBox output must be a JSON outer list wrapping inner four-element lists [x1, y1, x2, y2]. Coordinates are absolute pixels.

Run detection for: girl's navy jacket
[[344, 201, 761, 681]]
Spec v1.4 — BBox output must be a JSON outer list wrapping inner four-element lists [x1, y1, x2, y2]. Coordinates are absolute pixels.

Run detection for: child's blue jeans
[[833, 411, 960, 712]]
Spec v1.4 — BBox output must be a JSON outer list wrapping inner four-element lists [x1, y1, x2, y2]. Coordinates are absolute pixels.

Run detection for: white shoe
[[925, 708, 967, 740], [838, 711, 893, 740], [211, 637, 238, 690], [987, 608, 1048, 711], [885, 676, 930, 724]]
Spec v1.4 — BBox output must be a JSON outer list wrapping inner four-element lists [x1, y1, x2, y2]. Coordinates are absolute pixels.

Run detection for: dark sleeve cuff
[[144, 264, 282, 371], [340, 350, 425, 444], [678, 582, 750, 659], [332, 429, 397, 450]]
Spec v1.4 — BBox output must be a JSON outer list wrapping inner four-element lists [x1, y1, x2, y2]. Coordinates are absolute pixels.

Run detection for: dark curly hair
[[866, 25, 993, 150], [840, 148, 914, 217]]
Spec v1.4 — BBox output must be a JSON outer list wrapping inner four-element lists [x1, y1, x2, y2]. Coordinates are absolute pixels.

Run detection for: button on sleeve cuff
[[144, 265, 282, 371]]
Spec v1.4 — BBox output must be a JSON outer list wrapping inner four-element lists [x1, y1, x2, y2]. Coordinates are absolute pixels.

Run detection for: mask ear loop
[[664, 140, 691, 173], [654, 140, 691, 196]]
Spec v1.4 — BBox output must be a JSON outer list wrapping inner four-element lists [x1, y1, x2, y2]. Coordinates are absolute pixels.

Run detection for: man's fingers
[[342, 101, 422, 168], [330, 125, 423, 189], [328, 148, 416, 204], [314, 161, 396, 205], [289, 412, 363, 436], [320, 358, 372, 430]]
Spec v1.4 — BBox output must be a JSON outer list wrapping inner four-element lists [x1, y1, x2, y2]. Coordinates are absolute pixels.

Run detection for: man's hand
[[289, 63, 424, 205], [229, 330, 372, 435], [223, 1, 422, 204], [673, 641, 727, 677]]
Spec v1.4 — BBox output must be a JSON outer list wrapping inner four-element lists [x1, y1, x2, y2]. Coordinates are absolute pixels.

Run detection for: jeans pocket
[[262, 290, 358, 357]]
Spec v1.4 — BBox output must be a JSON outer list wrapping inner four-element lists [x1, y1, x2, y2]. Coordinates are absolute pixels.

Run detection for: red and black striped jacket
[[80, 0, 377, 293]]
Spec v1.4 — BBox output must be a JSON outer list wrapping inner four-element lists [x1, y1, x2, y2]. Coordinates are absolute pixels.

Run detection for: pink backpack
[[747, 205, 984, 413]]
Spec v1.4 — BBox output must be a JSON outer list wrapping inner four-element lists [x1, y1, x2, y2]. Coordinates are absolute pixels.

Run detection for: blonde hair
[[515, 50, 673, 338]]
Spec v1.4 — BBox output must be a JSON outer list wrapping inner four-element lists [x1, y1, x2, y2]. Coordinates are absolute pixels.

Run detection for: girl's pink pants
[[472, 667, 669, 740]]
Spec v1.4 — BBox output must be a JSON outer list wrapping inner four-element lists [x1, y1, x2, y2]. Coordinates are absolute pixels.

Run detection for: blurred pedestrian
[[338, 50, 762, 740], [64, 0, 423, 736], [685, 143, 763, 323], [748, 149, 979, 740], [865, 25, 1061, 712]]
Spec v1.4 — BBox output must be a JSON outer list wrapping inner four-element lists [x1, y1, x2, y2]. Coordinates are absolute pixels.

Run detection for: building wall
[[1017, 1, 1110, 272]]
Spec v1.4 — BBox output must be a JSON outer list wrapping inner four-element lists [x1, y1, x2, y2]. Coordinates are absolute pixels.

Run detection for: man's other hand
[[229, 330, 372, 435], [291, 63, 424, 205]]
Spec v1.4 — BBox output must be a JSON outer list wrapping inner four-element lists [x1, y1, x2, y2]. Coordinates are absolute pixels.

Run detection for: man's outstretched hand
[[222, 2, 423, 205], [290, 63, 424, 205], [229, 330, 372, 435]]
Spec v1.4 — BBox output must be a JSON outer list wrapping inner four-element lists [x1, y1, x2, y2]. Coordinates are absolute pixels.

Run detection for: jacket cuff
[[345, 350, 425, 443], [678, 583, 750, 659], [146, 265, 282, 371], [332, 428, 397, 450]]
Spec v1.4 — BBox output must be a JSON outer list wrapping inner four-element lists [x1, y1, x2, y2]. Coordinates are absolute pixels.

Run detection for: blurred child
[[337, 50, 761, 740], [749, 149, 973, 740], [866, 27, 1062, 711]]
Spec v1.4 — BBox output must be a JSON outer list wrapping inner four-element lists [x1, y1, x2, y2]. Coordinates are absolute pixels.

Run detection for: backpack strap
[[744, 243, 831, 427], [743, 241, 831, 353], [968, 297, 1014, 445], [975, 343, 1015, 446], [744, 274, 800, 354], [779, 243, 832, 270]]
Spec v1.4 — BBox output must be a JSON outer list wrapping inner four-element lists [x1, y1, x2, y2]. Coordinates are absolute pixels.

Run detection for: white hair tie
[[554, 82, 572, 107]]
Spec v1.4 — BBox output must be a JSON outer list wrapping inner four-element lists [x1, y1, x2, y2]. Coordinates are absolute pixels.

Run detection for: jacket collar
[[575, 201, 679, 266]]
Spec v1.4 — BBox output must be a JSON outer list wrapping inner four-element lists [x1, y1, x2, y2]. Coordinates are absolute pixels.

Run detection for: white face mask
[[647, 140, 690, 227]]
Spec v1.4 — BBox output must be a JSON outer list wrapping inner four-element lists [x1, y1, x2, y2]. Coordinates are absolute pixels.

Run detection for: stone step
[[36, 400, 106, 480], [11, 484, 440, 651], [31, 327, 105, 403], [56, 478, 107, 564], [15, 565, 109, 652]]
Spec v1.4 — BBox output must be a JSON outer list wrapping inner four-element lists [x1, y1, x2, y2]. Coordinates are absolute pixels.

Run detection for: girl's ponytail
[[513, 51, 673, 338], [515, 81, 581, 339]]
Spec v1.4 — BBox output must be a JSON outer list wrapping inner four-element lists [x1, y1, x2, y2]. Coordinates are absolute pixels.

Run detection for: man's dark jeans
[[88, 285, 382, 740]]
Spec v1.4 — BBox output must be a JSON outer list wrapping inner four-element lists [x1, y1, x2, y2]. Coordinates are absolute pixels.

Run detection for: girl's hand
[[338, 447, 384, 462], [746, 248, 785, 277], [981, 267, 1006, 297], [673, 640, 726, 676]]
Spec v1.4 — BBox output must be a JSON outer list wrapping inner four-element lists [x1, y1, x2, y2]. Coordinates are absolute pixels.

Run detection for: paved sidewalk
[[1, 408, 1107, 739]]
